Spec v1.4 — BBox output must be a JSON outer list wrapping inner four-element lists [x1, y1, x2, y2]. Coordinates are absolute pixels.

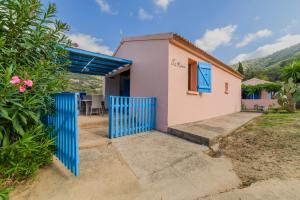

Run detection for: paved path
[[79, 115, 109, 149], [11, 132, 240, 200], [10, 131, 300, 200], [11, 145, 140, 200], [168, 112, 261, 146], [113, 132, 240, 200]]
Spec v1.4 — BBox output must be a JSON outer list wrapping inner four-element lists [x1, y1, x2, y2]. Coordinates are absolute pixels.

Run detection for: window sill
[[187, 91, 199, 95]]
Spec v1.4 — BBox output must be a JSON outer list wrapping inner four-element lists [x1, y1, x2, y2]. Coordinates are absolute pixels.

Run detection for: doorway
[[120, 70, 130, 96]]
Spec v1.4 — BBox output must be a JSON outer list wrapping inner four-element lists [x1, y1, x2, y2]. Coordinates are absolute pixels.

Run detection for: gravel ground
[[213, 111, 300, 187]]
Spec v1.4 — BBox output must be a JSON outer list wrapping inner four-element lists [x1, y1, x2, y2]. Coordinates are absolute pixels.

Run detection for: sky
[[42, 0, 300, 64]]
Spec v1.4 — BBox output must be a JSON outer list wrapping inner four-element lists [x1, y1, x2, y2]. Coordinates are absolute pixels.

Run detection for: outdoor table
[[81, 99, 92, 116]]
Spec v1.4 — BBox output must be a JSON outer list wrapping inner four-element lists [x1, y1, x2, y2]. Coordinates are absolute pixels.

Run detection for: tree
[[0, 0, 71, 188], [237, 62, 244, 75], [275, 78, 300, 113], [281, 60, 300, 83]]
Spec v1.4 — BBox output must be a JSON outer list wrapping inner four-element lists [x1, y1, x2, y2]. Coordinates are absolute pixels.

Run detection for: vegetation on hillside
[[0, 0, 70, 192], [237, 62, 244, 75], [66, 73, 103, 94], [275, 78, 300, 113], [281, 60, 300, 83], [232, 43, 300, 81]]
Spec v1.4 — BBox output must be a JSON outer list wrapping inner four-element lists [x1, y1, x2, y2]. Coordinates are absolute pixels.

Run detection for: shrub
[[0, 125, 54, 183], [275, 78, 300, 113], [241, 82, 281, 96], [281, 60, 300, 83], [0, 0, 71, 191], [0, 187, 13, 200]]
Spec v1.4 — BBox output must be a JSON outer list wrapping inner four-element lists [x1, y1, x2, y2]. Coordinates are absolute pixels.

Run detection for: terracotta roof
[[118, 32, 243, 79], [242, 78, 273, 86]]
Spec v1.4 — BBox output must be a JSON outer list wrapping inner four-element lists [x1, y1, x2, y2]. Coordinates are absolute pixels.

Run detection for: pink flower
[[10, 76, 21, 84], [19, 86, 26, 93], [24, 80, 33, 87]]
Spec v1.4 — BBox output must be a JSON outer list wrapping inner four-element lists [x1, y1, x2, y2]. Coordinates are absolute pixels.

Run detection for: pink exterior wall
[[261, 90, 270, 99], [242, 99, 279, 109], [114, 40, 169, 131], [167, 43, 241, 127], [112, 37, 242, 131], [242, 89, 279, 109]]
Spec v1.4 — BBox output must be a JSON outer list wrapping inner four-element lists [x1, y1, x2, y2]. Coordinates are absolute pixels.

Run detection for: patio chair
[[77, 95, 81, 113], [81, 95, 92, 115], [90, 95, 102, 115], [100, 101, 106, 116]]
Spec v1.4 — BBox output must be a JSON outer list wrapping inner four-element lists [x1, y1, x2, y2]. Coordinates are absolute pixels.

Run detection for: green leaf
[[0, 131, 3, 141], [0, 187, 14, 200], [5, 64, 13, 82], [12, 117, 25, 136], [18, 112, 27, 125], [2, 133, 10, 147], [9, 100, 24, 108], [0, 108, 11, 120], [27, 111, 40, 123]]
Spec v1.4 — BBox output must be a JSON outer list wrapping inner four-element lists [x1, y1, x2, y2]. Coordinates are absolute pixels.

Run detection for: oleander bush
[[0, 0, 70, 191]]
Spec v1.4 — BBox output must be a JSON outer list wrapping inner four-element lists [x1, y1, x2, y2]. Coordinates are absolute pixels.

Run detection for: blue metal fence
[[47, 93, 79, 176], [109, 96, 156, 138]]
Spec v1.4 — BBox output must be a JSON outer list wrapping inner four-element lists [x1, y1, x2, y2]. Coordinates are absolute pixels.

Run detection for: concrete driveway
[[11, 131, 240, 200]]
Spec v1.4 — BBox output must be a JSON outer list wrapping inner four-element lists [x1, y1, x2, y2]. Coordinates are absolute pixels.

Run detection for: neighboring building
[[105, 33, 243, 132], [242, 78, 279, 110]]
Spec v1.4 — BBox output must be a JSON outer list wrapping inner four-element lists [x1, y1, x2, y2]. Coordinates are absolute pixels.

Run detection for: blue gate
[[47, 93, 79, 176], [109, 96, 156, 138]]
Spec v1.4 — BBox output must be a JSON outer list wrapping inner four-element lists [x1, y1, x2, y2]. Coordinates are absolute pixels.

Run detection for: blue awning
[[63, 47, 132, 76]]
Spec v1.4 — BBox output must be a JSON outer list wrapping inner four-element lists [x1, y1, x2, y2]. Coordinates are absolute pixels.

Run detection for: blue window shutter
[[197, 62, 212, 93]]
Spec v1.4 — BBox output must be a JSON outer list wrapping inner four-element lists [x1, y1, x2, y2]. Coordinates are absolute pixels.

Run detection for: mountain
[[65, 72, 103, 94], [232, 43, 300, 81]]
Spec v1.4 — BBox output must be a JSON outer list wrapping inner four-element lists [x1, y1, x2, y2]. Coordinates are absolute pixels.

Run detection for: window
[[225, 82, 229, 94], [242, 91, 261, 99], [188, 59, 197, 92], [197, 62, 212, 93]]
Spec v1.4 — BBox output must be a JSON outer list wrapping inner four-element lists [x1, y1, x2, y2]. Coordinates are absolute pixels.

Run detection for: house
[[241, 78, 279, 110], [104, 33, 243, 132]]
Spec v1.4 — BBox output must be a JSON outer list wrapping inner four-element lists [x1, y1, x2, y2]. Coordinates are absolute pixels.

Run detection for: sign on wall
[[171, 58, 186, 69]]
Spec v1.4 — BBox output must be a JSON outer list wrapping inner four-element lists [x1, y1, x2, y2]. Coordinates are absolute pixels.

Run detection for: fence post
[[74, 93, 79, 176], [152, 97, 156, 129], [109, 96, 113, 138], [109, 96, 156, 138]]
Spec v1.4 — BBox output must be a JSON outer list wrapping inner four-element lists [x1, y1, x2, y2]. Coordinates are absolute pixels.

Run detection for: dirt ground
[[78, 115, 108, 129], [213, 111, 300, 187]]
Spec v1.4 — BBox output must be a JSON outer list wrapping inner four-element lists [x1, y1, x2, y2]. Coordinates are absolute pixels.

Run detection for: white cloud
[[68, 33, 113, 55], [195, 25, 237, 53], [138, 8, 153, 21], [236, 29, 272, 48], [154, 0, 174, 10], [230, 34, 300, 64], [95, 0, 117, 15]]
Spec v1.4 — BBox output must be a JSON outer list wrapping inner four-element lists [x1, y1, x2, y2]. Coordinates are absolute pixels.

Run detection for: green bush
[[275, 78, 300, 113], [0, 125, 54, 182], [0, 0, 71, 192], [0, 187, 13, 200], [241, 82, 281, 96]]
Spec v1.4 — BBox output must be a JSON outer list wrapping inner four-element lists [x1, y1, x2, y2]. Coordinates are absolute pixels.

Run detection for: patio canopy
[[63, 46, 132, 76]]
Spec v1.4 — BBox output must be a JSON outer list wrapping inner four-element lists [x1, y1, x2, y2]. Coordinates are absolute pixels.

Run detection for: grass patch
[[218, 111, 300, 187]]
